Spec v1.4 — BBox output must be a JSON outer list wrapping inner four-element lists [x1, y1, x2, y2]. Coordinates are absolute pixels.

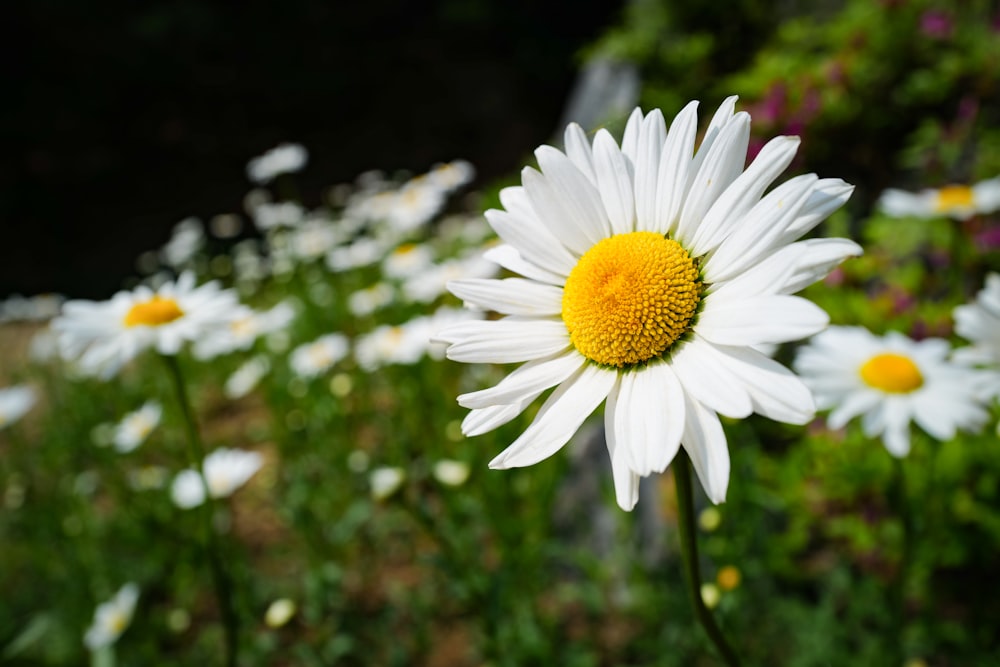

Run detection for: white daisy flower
[[246, 142, 308, 184], [112, 401, 162, 453], [192, 300, 296, 360], [383, 180, 447, 233], [289, 333, 350, 378], [251, 201, 305, 230], [289, 217, 344, 262], [954, 273, 1000, 366], [369, 466, 406, 501], [436, 99, 860, 510], [348, 282, 395, 317], [170, 448, 264, 509], [794, 327, 995, 457], [52, 272, 242, 379], [224, 356, 271, 399], [432, 459, 471, 487], [877, 176, 1000, 220], [427, 160, 475, 191], [160, 217, 205, 268], [382, 242, 435, 280], [0, 385, 36, 428], [402, 249, 500, 304], [325, 237, 387, 273], [84, 582, 139, 651], [953, 272, 1000, 399]]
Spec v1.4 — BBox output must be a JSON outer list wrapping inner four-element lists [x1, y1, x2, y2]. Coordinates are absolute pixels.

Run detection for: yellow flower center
[[562, 232, 700, 367], [123, 296, 184, 328], [859, 353, 923, 393], [934, 185, 974, 213]]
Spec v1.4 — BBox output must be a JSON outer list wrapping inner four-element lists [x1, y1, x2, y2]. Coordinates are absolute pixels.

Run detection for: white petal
[[780, 238, 863, 294], [688, 96, 738, 179], [881, 399, 912, 457], [680, 393, 730, 504], [462, 400, 537, 437], [670, 338, 753, 418], [688, 135, 800, 256], [633, 109, 666, 231], [482, 244, 566, 286], [490, 365, 616, 468], [563, 122, 597, 185], [827, 389, 881, 430], [620, 108, 644, 164], [782, 178, 855, 241], [704, 173, 818, 283], [592, 129, 636, 236], [485, 207, 577, 278], [675, 112, 751, 247], [444, 318, 570, 364], [532, 148, 611, 251], [610, 362, 685, 475], [458, 351, 586, 409], [701, 344, 816, 424], [448, 278, 563, 316], [654, 100, 699, 234], [697, 295, 829, 346], [603, 390, 641, 511]]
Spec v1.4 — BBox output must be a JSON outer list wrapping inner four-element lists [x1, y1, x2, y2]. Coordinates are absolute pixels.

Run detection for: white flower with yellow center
[[954, 273, 1000, 366], [192, 300, 296, 360], [112, 401, 162, 453], [84, 582, 139, 651], [52, 273, 242, 378], [170, 448, 264, 509], [877, 176, 1000, 220], [794, 327, 994, 457], [289, 333, 350, 378], [0, 385, 36, 429], [436, 98, 860, 510]]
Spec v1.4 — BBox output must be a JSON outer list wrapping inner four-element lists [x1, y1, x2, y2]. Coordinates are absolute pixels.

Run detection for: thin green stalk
[[890, 455, 912, 661], [674, 450, 741, 667], [163, 354, 239, 667]]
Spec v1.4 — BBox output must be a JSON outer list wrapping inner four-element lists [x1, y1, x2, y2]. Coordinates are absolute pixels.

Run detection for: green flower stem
[[674, 450, 741, 667], [163, 354, 239, 667], [891, 456, 912, 660]]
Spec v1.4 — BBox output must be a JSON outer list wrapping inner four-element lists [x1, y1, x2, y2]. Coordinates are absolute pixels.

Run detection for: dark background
[[3, 0, 623, 299]]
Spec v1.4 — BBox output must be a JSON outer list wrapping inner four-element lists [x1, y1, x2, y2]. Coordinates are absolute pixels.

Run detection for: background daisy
[[794, 326, 995, 457]]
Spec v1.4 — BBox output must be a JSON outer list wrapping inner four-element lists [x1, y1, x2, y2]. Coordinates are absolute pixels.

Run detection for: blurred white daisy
[[264, 598, 297, 628], [84, 582, 139, 651], [193, 300, 296, 360], [953, 272, 1000, 400], [427, 160, 475, 191], [369, 466, 406, 500], [794, 327, 995, 457], [382, 243, 435, 280], [348, 282, 395, 317], [325, 237, 387, 273], [436, 98, 859, 510], [402, 249, 500, 304], [954, 273, 1000, 367], [170, 448, 264, 509], [289, 217, 343, 262], [432, 459, 471, 487], [112, 401, 162, 453], [53, 272, 242, 378], [0, 385, 36, 428], [160, 217, 205, 268], [877, 176, 1000, 220], [289, 333, 350, 378], [251, 201, 305, 230], [224, 356, 271, 399], [246, 142, 308, 184]]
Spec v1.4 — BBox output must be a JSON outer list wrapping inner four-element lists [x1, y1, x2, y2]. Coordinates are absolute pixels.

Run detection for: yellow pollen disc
[[123, 296, 185, 328], [859, 353, 923, 393], [934, 185, 974, 212], [562, 232, 700, 367]]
